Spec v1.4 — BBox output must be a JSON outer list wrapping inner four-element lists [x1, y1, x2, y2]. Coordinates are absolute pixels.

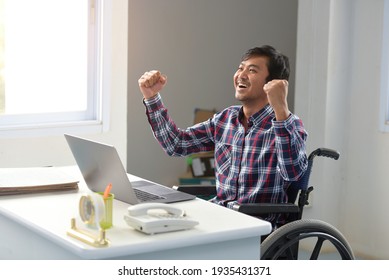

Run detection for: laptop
[[64, 134, 196, 205]]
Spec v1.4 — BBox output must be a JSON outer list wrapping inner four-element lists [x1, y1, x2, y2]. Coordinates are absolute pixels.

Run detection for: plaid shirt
[[144, 93, 308, 226]]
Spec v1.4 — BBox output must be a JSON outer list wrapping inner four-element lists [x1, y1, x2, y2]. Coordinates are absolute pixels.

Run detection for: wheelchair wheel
[[261, 219, 355, 260]]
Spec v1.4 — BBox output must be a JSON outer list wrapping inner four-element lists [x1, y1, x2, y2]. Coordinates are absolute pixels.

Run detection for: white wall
[[127, 0, 298, 187], [296, 0, 389, 259], [0, 1, 128, 168]]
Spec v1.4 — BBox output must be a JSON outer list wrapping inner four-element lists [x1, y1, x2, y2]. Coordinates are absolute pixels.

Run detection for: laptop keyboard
[[134, 188, 164, 202]]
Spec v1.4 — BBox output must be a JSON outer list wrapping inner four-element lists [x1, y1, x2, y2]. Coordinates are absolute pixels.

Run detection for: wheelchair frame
[[174, 148, 355, 260]]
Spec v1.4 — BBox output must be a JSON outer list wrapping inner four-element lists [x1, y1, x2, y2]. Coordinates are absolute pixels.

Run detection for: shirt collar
[[238, 104, 274, 127]]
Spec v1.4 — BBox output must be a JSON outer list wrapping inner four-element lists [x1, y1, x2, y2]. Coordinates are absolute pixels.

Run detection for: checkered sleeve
[[143, 93, 215, 157], [273, 114, 308, 181]]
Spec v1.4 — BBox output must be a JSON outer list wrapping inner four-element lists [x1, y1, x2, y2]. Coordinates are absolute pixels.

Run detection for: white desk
[[0, 166, 272, 260]]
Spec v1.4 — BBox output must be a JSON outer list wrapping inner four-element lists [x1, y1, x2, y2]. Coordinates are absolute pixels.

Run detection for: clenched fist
[[138, 70, 167, 100], [263, 79, 290, 121]]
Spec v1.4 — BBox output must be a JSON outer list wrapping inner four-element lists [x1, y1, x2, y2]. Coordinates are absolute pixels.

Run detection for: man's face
[[233, 56, 269, 102]]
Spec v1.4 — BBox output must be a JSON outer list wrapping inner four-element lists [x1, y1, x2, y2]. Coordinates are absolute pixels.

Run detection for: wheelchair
[[173, 148, 355, 260]]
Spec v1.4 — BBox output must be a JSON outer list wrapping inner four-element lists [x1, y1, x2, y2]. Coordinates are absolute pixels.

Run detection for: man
[[138, 45, 308, 228]]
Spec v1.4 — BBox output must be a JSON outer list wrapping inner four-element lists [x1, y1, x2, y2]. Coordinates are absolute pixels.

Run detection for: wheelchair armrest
[[174, 186, 300, 216], [172, 185, 217, 196], [232, 203, 300, 215]]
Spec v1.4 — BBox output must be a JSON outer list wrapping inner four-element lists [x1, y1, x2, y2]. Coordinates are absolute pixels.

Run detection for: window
[[380, 0, 389, 132], [0, 0, 109, 137]]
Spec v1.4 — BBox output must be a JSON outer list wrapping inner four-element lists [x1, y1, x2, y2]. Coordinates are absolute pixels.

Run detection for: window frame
[[0, 0, 111, 138], [380, 0, 389, 132]]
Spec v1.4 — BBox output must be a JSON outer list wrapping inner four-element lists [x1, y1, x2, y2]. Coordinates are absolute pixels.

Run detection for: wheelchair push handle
[[308, 148, 340, 161], [295, 147, 340, 192]]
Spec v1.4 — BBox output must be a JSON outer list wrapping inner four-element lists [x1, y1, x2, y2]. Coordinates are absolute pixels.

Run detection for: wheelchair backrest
[[286, 148, 340, 205]]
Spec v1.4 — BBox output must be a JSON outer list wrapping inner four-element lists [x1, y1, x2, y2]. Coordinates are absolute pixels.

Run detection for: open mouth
[[237, 82, 248, 89]]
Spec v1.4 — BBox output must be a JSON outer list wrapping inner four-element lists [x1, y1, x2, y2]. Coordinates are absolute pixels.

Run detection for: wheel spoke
[[310, 237, 324, 259]]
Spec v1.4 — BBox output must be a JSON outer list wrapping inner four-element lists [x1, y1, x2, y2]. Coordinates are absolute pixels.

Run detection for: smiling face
[[234, 56, 269, 104]]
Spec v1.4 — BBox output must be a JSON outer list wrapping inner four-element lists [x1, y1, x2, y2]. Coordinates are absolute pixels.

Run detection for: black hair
[[241, 45, 290, 82]]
